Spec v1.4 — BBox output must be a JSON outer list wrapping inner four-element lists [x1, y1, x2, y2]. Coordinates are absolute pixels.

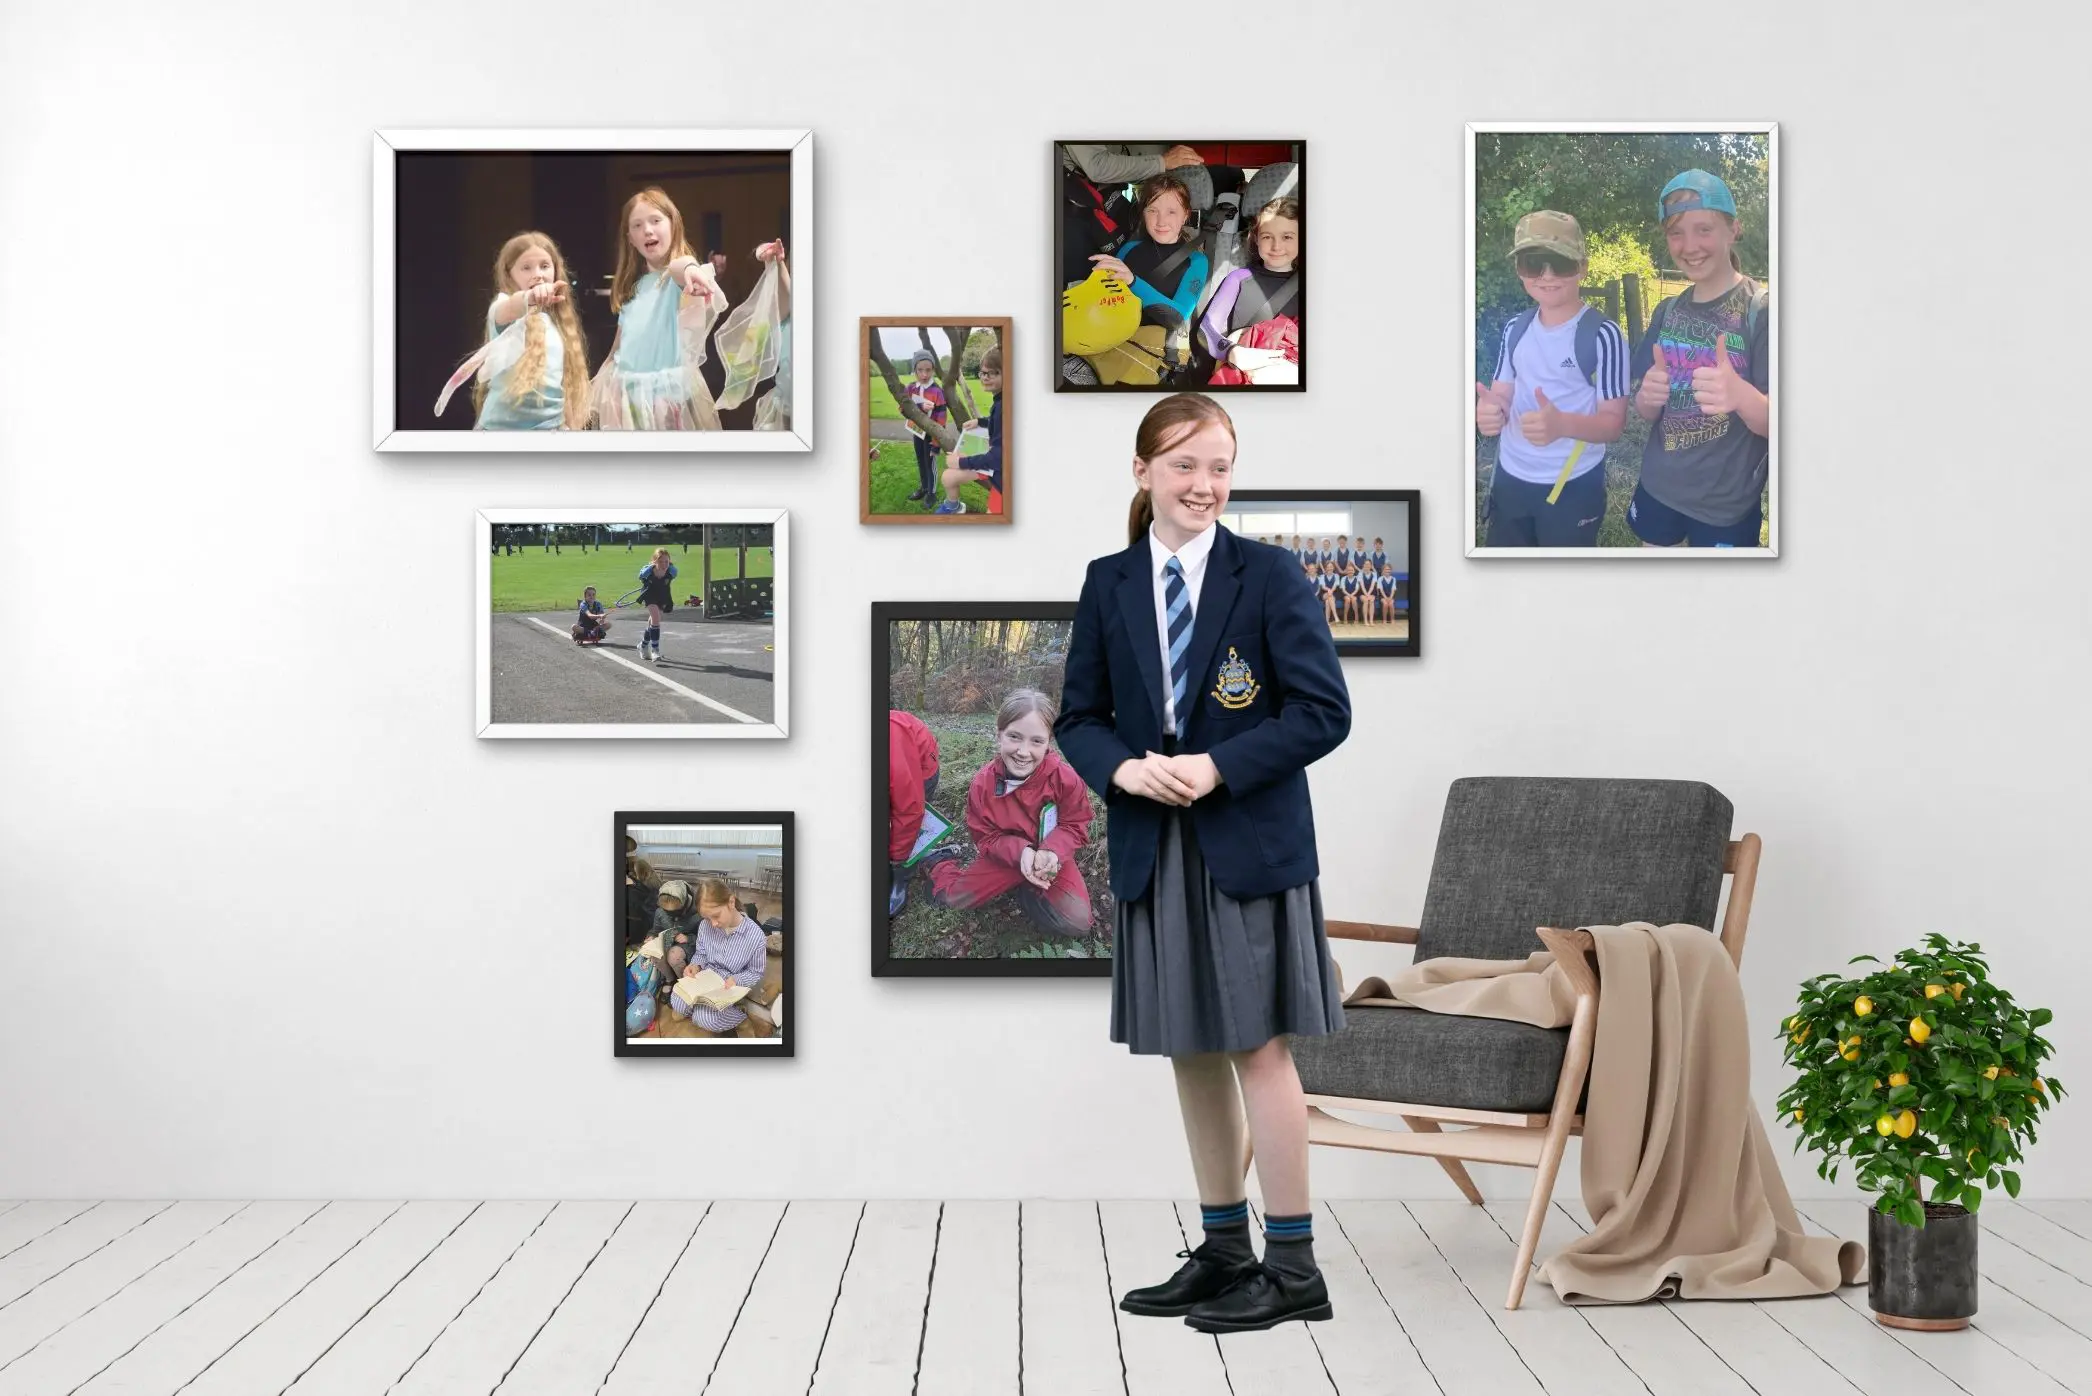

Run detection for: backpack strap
[[1571, 305, 1601, 386], [1500, 306, 1538, 379]]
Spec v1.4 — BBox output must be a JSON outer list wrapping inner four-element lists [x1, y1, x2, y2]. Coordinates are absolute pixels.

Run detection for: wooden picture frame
[[860, 318, 1011, 525]]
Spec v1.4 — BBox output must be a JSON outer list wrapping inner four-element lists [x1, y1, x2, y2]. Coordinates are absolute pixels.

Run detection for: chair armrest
[[1326, 920, 1420, 945], [1535, 926, 1598, 998]]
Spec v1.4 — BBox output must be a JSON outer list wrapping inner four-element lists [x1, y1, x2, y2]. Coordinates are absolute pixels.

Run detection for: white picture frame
[[375, 128, 812, 453], [476, 508, 789, 740], [1465, 121, 1778, 558]]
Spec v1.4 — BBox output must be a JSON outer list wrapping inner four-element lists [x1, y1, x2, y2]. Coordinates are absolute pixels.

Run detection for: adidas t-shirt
[[1491, 310, 1630, 485]]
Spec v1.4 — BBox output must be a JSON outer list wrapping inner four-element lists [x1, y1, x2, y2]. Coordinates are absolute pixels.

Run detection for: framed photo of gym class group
[[1467, 122, 1777, 557], [873, 604, 1113, 978], [475, 508, 788, 740], [1226, 490, 1420, 658], [618, 813, 792, 1057], [375, 128, 812, 452], [1056, 140, 1305, 393], [860, 318, 1012, 524]]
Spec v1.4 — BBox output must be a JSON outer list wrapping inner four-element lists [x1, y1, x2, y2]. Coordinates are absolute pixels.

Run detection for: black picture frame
[[1225, 490, 1422, 659], [872, 602, 1112, 978], [1053, 139, 1307, 395], [615, 810, 794, 1058]]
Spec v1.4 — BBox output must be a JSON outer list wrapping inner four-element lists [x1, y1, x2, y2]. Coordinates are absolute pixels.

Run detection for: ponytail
[[1127, 490, 1155, 545]]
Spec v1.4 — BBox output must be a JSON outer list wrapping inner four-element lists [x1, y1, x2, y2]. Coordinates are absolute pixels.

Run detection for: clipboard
[[903, 806, 957, 867]]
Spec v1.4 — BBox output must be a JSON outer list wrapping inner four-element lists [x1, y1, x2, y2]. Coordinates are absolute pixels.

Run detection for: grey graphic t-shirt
[[1633, 277, 1771, 528]]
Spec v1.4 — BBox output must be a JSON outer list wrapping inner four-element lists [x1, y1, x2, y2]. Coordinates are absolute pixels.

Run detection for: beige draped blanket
[[1342, 921, 1865, 1303]]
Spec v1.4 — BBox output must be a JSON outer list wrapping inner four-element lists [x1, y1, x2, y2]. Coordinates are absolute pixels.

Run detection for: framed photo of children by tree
[[872, 604, 1113, 977], [618, 812, 792, 1058], [375, 128, 812, 452], [1467, 122, 1777, 556], [860, 318, 1011, 524], [1226, 490, 1420, 658], [475, 508, 788, 740], [1055, 140, 1305, 393]]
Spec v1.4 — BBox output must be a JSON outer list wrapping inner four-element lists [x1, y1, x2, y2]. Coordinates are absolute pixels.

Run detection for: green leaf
[[2030, 1007, 2052, 1028], [2003, 1170, 2021, 1198], [1962, 1186, 1984, 1211]]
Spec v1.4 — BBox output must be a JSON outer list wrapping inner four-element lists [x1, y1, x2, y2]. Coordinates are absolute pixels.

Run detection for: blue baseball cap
[[1658, 169, 1736, 221]]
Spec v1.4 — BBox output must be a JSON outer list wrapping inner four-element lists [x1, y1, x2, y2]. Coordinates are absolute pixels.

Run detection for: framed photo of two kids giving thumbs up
[[1466, 122, 1777, 557]]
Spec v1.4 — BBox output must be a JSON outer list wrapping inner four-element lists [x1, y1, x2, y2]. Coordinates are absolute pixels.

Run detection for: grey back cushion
[[1413, 778, 1733, 964]]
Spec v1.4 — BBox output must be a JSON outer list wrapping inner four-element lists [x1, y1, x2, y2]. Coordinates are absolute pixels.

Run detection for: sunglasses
[[1516, 250, 1580, 279]]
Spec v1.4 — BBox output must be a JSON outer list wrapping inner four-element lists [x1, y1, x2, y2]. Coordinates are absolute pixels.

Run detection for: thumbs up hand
[[1690, 334, 1746, 415], [1636, 340, 1672, 417], [1519, 387, 1567, 446], [1474, 381, 1509, 436]]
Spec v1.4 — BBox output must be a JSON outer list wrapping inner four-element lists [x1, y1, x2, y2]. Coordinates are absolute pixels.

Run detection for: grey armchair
[[1290, 777, 1761, 1308]]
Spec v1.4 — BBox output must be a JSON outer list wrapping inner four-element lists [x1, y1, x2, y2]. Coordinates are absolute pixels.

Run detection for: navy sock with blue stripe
[[1262, 1212, 1318, 1279], [1199, 1200, 1253, 1264]]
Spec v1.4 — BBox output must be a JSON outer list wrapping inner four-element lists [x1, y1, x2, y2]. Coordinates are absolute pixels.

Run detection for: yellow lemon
[[1872, 1079, 1883, 1089], [1842, 1047, 1860, 1062], [1875, 1114, 1895, 1136], [1794, 1107, 1806, 1121], [1924, 984, 1945, 999], [1950, 983, 1965, 1000], [1909, 1017, 1931, 1044], [2033, 1078, 2045, 1093], [1854, 996, 1874, 1016], [2029, 1095, 2042, 1107], [1982, 1066, 2000, 1080], [1895, 1110, 1917, 1138], [1786, 1015, 1801, 1031], [1889, 1072, 1910, 1087]]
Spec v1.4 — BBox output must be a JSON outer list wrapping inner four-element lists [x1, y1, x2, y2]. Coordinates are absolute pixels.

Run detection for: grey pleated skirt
[[1111, 808, 1345, 1057]]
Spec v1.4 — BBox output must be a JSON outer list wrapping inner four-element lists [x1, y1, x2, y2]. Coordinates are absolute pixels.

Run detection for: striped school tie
[[1164, 556, 1192, 730]]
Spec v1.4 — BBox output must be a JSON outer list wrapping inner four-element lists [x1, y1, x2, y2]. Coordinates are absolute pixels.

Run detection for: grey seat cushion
[[1295, 1006, 1579, 1114]]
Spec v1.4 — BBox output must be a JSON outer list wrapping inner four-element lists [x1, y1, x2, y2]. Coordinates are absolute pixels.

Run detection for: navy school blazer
[[1056, 526, 1352, 903]]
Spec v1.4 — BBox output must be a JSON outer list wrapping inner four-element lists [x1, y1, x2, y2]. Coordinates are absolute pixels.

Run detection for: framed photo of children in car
[[872, 603, 1114, 977], [1225, 490, 1420, 658], [618, 812, 792, 1057], [859, 318, 1011, 524], [1467, 122, 1777, 556], [374, 128, 812, 452], [1055, 140, 1305, 393]]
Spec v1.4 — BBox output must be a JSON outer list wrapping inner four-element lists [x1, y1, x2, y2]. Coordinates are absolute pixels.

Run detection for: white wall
[[1, 0, 2084, 1202]]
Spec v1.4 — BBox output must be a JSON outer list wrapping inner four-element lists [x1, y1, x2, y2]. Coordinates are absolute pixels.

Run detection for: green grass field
[[1475, 413, 1771, 549], [867, 372, 991, 422], [868, 438, 996, 517], [491, 546, 774, 614]]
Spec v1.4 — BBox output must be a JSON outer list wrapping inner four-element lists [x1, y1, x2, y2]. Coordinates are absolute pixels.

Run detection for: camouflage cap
[[1510, 210, 1586, 262]]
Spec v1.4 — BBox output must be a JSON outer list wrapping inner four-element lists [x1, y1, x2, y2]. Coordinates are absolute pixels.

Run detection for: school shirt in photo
[[685, 914, 768, 1031], [1149, 523, 1218, 737], [475, 302, 565, 430], [1334, 542, 1351, 571], [1634, 277, 1772, 527], [1368, 550, 1389, 573], [576, 597, 606, 627], [964, 749, 1092, 868], [1318, 546, 1336, 568], [1491, 309, 1630, 485]]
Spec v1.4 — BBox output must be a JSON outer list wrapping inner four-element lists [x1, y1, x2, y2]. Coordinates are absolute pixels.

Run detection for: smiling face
[[1254, 213, 1299, 272], [628, 200, 674, 269], [978, 361, 1002, 393], [1664, 208, 1738, 285], [1143, 189, 1189, 246], [996, 708, 1053, 780], [1134, 419, 1234, 545], [1515, 249, 1586, 314]]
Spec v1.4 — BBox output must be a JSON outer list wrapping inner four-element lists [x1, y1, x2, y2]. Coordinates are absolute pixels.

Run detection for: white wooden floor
[[0, 1196, 2087, 1396]]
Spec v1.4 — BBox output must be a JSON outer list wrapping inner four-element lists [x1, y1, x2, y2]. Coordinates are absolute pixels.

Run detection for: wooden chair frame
[[1304, 834, 1761, 1309]]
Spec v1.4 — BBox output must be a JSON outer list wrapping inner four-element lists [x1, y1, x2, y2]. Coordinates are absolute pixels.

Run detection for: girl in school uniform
[[1314, 562, 1339, 625], [635, 548, 678, 663], [1057, 392, 1351, 1335]]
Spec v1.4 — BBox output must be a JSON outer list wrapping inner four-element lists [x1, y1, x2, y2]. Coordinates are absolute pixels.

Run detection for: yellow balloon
[[1060, 269, 1140, 356]]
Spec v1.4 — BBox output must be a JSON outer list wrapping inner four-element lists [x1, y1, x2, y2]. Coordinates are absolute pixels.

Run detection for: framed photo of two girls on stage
[[375, 128, 812, 452]]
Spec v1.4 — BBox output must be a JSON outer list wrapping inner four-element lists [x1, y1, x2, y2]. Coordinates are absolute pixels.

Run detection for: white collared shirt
[[1148, 523, 1218, 736]]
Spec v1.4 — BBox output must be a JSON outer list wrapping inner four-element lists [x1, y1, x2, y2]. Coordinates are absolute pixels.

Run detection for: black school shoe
[[1183, 1263, 1333, 1333], [1118, 1246, 1259, 1318]]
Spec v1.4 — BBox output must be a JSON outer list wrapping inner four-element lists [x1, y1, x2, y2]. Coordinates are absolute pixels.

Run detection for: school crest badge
[[1211, 647, 1261, 710]]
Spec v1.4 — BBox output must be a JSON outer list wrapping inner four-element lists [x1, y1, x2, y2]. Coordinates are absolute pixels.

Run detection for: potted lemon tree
[[1777, 932, 2064, 1330]]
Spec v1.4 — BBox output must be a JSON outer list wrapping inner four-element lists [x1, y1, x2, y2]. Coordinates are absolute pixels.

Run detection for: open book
[[673, 968, 751, 1012], [636, 934, 667, 963]]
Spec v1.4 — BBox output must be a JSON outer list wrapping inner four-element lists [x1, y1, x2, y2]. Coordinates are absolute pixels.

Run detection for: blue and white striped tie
[[1164, 556, 1192, 730]]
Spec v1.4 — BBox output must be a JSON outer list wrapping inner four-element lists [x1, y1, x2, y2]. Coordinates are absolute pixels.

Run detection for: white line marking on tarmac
[[523, 616, 762, 724]]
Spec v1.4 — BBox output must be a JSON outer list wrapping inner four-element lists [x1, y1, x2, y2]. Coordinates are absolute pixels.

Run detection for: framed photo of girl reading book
[[873, 603, 1114, 978], [618, 812, 793, 1058], [375, 128, 812, 452]]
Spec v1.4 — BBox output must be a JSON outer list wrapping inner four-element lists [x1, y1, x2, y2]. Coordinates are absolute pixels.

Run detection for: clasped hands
[[1111, 750, 1221, 807]]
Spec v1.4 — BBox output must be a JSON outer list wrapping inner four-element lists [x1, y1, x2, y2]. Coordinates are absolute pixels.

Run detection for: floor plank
[[0, 1200, 243, 1368], [912, 1200, 1019, 1396], [1973, 1215, 2092, 1339], [283, 1200, 551, 1396], [0, 1202, 172, 1309], [385, 1199, 627, 1396], [2025, 1201, 2092, 1243], [809, 1200, 940, 1396], [75, 1200, 397, 1395], [0, 1203, 91, 1263], [1492, 1200, 1862, 1396], [1096, 1202, 1227, 1396], [1215, 1201, 1336, 1396], [703, 1199, 864, 1396], [176, 1200, 476, 1396], [1330, 1200, 1543, 1396], [1980, 1203, 2092, 1278], [1020, 1201, 1124, 1396], [1304, 1200, 1438, 1396], [0, 1202, 318, 1396], [598, 1200, 776, 1396]]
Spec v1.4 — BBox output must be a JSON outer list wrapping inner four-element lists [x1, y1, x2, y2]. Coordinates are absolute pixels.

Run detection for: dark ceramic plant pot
[[1868, 1202, 1977, 1330]]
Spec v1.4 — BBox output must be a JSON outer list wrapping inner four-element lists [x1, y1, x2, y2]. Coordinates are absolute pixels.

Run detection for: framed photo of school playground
[[1466, 122, 1777, 557], [475, 508, 788, 740], [872, 603, 1113, 978], [374, 128, 812, 452], [1225, 490, 1420, 659], [1055, 140, 1305, 393], [617, 812, 793, 1058], [860, 318, 1012, 525]]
